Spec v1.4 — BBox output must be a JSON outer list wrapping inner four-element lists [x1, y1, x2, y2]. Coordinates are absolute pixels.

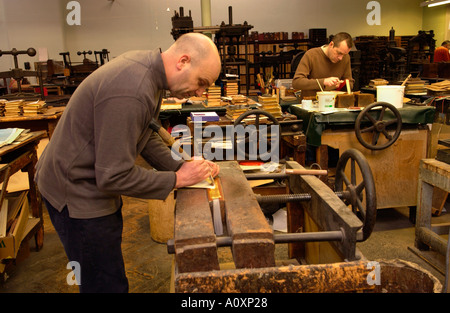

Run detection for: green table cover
[[288, 104, 436, 146]]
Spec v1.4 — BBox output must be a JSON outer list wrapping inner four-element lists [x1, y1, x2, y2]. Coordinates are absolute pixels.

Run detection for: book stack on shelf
[[22, 100, 46, 116], [206, 85, 222, 107], [257, 95, 282, 118], [225, 81, 239, 97]]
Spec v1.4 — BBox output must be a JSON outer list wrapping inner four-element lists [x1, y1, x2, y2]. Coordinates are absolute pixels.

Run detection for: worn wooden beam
[[286, 160, 362, 261], [218, 161, 275, 269], [174, 188, 219, 273], [175, 261, 374, 293]]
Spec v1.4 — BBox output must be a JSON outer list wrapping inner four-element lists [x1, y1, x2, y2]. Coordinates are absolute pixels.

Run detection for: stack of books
[[206, 85, 222, 107], [160, 98, 182, 110], [257, 95, 282, 118], [22, 100, 46, 116], [404, 78, 427, 95], [369, 78, 389, 87], [4, 100, 23, 116], [425, 80, 450, 94], [230, 95, 248, 105], [225, 104, 250, 120], [225, 81, 239, 97]]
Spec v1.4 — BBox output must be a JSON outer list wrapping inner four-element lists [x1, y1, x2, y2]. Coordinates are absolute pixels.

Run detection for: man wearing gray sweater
[[35, 33, 221, 292]]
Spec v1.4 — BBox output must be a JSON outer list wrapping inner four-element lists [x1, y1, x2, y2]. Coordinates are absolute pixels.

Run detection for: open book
[[0, 128, 26, 148]]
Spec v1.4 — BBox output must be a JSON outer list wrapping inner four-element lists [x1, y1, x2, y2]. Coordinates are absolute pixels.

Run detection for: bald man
[[35, 33, 221, 293]]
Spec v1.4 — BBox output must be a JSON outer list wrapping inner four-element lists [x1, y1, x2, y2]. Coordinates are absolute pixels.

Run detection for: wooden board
[[431, 186, 448, 216], [218, 161, 275, 269], [174, 188, 219, 273], [286, 161, 362, 262], [174, 260, 373, 293]]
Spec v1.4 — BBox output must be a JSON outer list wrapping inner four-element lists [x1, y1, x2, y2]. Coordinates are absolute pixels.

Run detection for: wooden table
[[0, 107, 65, 139], [184, 113, 305, 163], [0, 131, 46, 270], [288, 104, 435, 209]]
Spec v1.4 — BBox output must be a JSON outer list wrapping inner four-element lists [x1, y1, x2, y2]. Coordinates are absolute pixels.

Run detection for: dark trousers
[[43, 197, 129, 293]]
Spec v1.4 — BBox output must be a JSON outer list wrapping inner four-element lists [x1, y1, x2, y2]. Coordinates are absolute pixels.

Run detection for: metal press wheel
[[335, 148, 377, 241], [233, 109, 280, 160], [355, 102, 402, 150]]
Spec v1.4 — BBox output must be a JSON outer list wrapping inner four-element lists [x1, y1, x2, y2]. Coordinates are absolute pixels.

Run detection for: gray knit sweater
[[36, 50, 183, 218]]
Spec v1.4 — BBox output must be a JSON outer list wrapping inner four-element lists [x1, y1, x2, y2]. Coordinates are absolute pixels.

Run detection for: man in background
[[292, 32, 354, 98], [433, 40, 450, 63]]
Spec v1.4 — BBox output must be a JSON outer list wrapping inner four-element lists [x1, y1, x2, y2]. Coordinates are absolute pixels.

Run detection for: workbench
[[413, 158, 450, 286], [169, 159, 442, 293], [179, 110, 304, 163], [171, 160, 371, 292], [0, 131, 46, 272], [0, 107, 65, 139], [288, 104, 436, 209]]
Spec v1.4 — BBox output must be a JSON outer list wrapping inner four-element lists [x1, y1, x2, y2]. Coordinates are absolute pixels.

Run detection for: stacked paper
[[257, 95, 282, 118], [22, 100, 46, 116], [206, 85, 222, 107]]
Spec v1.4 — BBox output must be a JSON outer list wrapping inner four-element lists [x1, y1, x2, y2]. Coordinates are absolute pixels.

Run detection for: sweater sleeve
[[292, 51, 322, 91], [93, 97, 177, 200], [140, 132, 185, 171]]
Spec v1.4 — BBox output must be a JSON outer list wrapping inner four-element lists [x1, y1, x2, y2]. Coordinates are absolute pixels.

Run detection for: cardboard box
[[0, 199, 29, 260]]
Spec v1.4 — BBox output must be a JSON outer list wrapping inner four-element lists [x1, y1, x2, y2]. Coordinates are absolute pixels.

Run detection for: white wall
[[0, 0, 434, 67], [210, 0, 422, 37], [0, 0, 65, 70]]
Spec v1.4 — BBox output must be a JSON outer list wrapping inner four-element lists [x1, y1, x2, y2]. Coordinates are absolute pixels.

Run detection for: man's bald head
[[169, 33, 220, 67], [162, 33, 222, 99]]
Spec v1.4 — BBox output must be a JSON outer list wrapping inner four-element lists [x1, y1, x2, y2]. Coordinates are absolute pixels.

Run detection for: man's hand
[[323, 77, 343, 87], [175, 159, 220, 188], [205, 159, 219, 177]]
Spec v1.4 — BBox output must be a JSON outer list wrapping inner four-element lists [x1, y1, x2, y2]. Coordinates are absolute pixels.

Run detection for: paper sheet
[[272, 209, 287, 232]]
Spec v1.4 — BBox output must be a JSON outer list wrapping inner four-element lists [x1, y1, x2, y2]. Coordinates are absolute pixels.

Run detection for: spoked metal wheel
[[355, 102, 402, 150], [234, 109, 280, 160], [335, 148, 377, 241]]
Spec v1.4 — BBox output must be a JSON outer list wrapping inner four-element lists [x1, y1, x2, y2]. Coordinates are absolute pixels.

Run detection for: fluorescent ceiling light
[[421, 0, 450, 7]]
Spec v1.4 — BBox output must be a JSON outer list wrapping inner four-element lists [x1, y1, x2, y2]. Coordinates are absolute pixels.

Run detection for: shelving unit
[[217, 37, 310, 95]]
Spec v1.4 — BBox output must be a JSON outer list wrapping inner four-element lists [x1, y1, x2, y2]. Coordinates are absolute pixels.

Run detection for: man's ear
[[176, 54, 191, 70]]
